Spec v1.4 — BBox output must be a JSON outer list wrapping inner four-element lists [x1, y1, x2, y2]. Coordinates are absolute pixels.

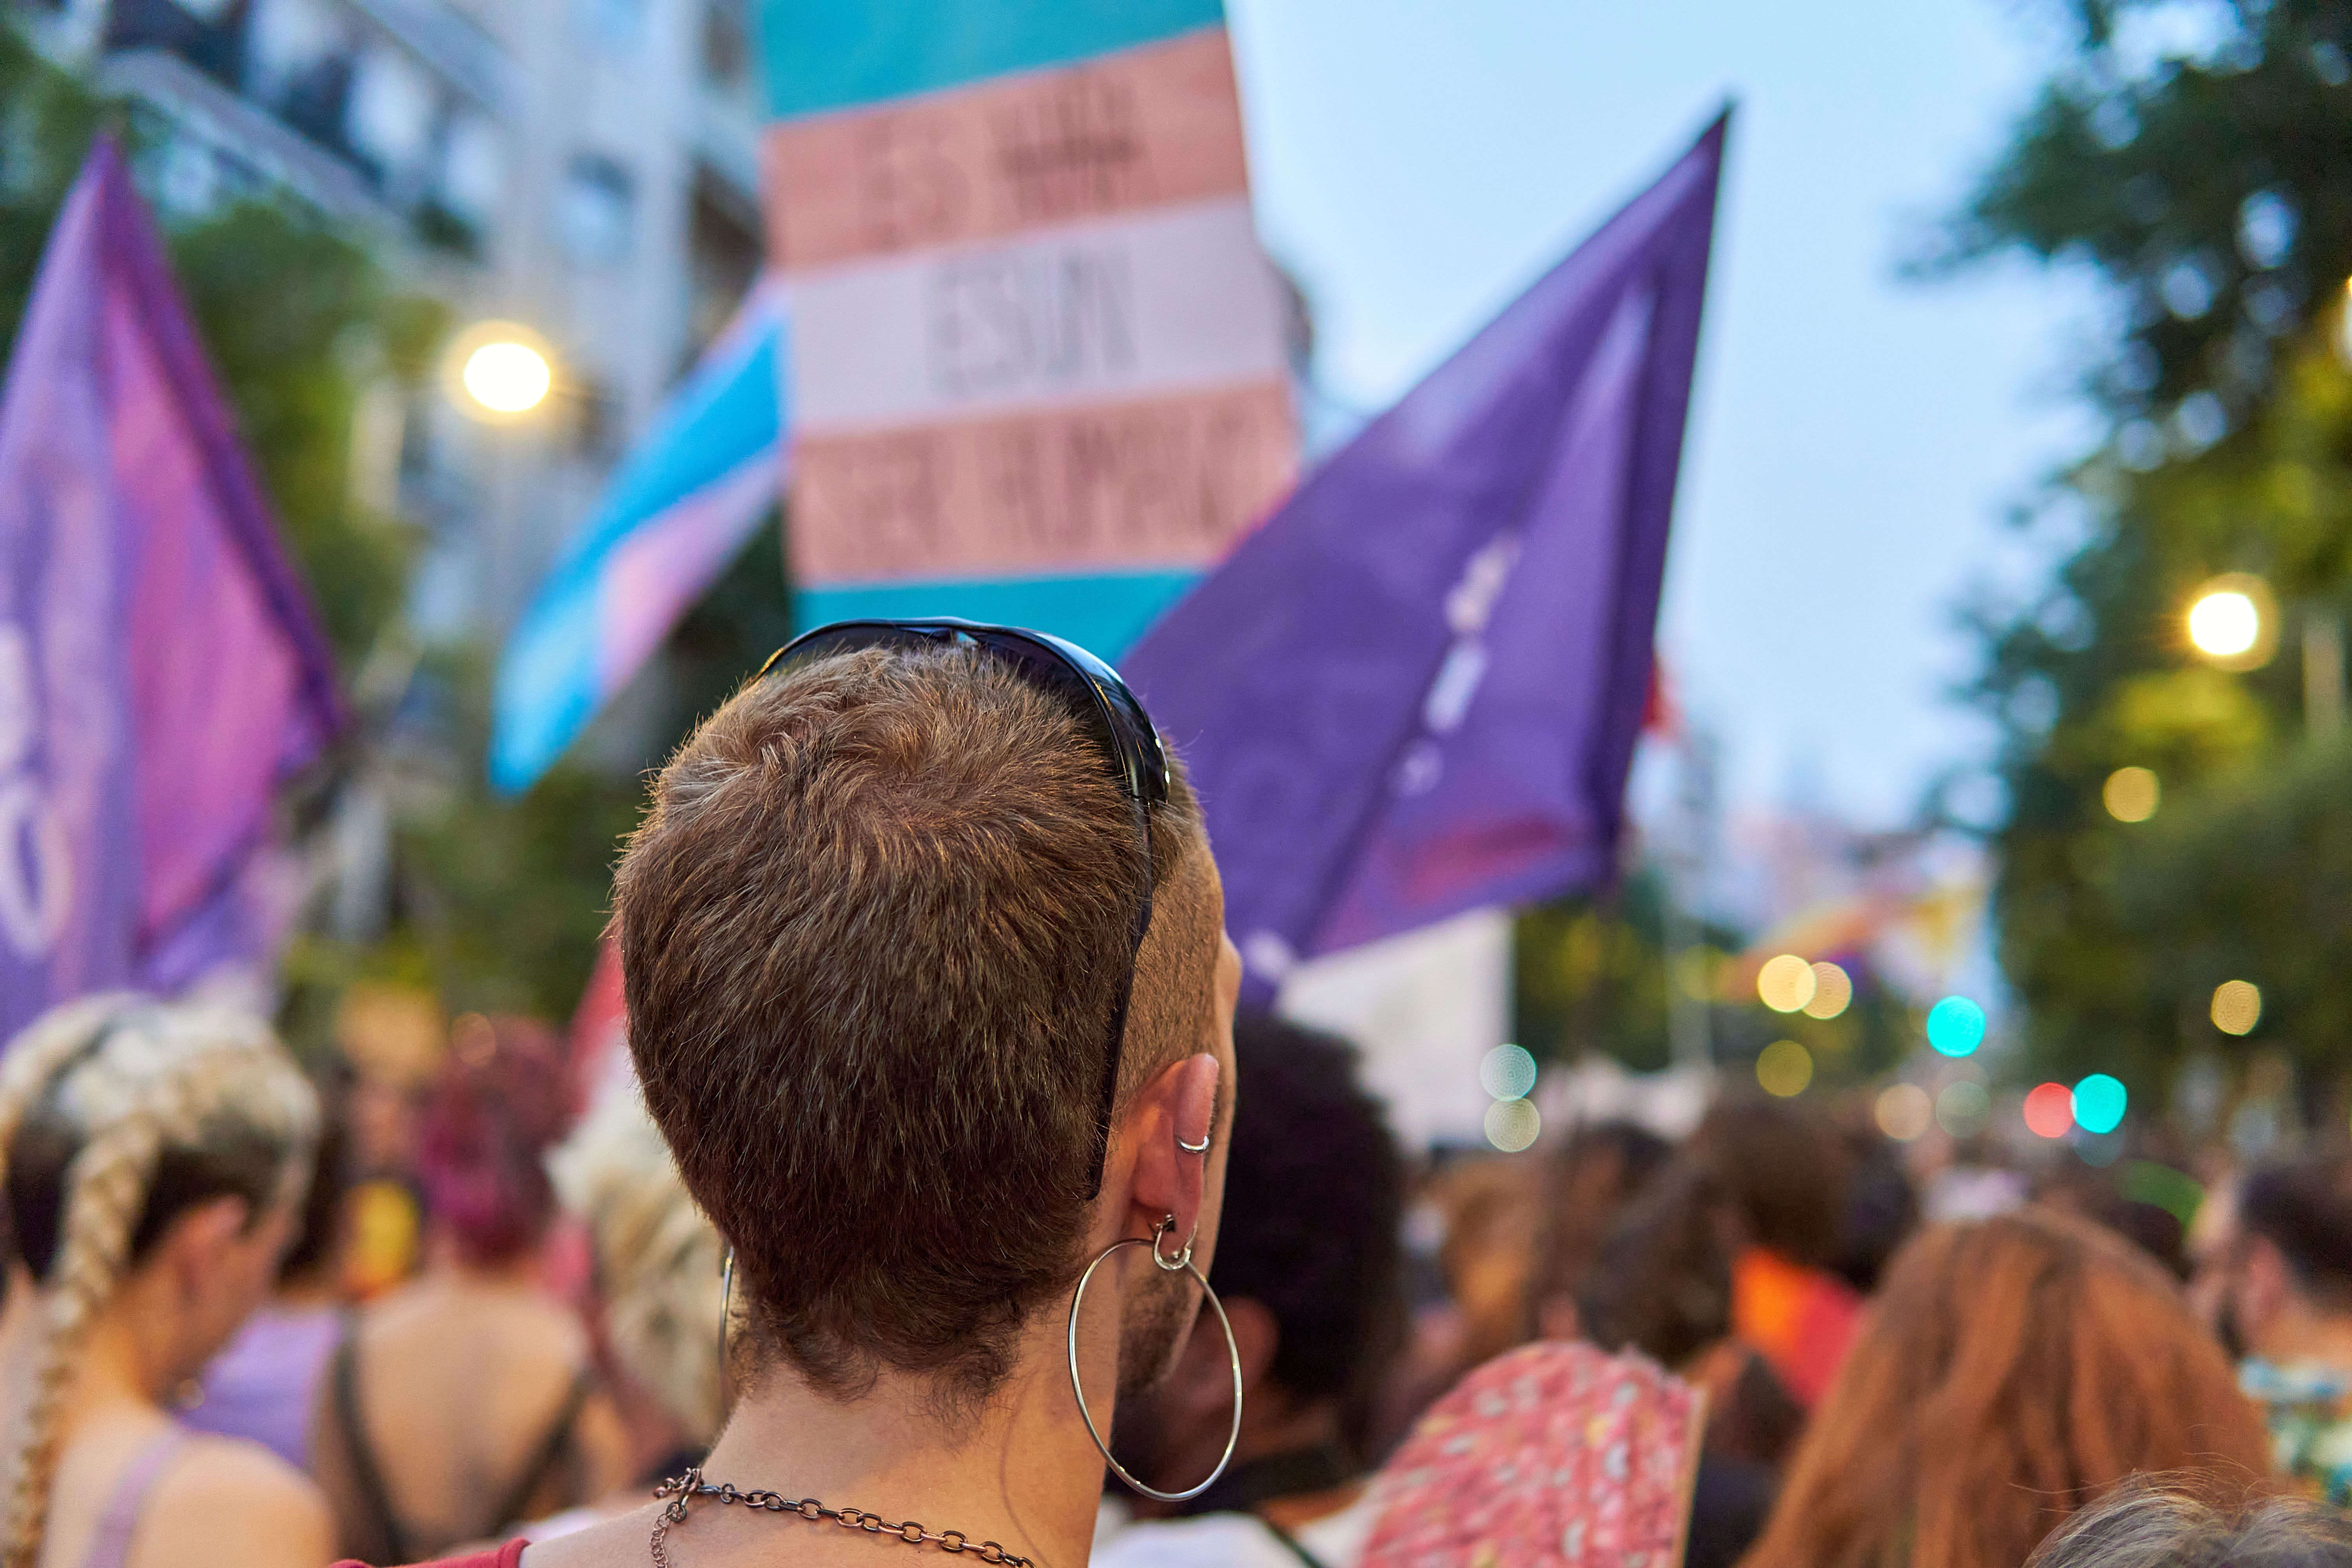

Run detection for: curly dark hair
[[1212, 1012, 1405, 1417]]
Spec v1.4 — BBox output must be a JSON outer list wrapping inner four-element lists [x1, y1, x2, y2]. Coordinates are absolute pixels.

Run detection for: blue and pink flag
[[0, 139, 343, 1040], [490, 281, 787, 793], [1125, 114, 1728, 997], [759, 0, 1296, 655]]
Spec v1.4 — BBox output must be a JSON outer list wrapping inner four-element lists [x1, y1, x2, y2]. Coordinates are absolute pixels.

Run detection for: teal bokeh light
[[1926, 996, 1987, 1057], [2073, 1073, 2128, 1135]]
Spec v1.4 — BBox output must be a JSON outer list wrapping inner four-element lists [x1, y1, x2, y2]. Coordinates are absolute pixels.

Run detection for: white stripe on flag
[[786, 196, 1287, 435]]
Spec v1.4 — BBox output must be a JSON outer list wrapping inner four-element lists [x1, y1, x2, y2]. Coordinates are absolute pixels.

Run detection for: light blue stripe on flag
[[762, 0, 1223, 120], [491, 286, 788, 794], [793, 568, 1203, 665]]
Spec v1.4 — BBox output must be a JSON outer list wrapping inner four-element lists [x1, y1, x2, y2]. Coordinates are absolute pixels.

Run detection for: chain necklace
[[649, 1468, 1038, 1568]]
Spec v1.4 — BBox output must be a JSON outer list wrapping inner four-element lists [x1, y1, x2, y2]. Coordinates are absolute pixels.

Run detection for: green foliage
[[1951, 0, 2352, 1103], [1513, 873, 1914, 1087], [0, 23, 698, 1034]]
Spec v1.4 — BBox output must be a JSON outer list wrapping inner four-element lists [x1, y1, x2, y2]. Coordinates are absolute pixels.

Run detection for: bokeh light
[[1875, 1083, 1933, 1142], [2184, 573, 2277, 670], [1926, 995, 1988, 1057], [1480, 1043, 1539, 1101], [2103, 766, 2160, 823], [1936, 1081, 1992, 1137], [2212, 979, 2262, 1036], [1802, 962, 1853, 1020], [1483, 1096, 1541, 1152], [2073, 1073, 2128, 1136], [2024, 1082, 2075, 1139], [460, 338, 553, 414], [1756, 1040, 1813, 1098], [1757, 953, 1817, 1013], [2188, 589, 2260, 658]]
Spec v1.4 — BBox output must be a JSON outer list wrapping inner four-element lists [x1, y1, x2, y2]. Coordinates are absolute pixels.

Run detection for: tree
[[0, 24, 753, 1034], [1939, 0, 2352, 1109]]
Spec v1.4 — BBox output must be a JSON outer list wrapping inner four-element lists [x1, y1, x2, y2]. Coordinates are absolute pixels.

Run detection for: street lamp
[[445, 321, 555, 421], [2185, 572, 2278, 671]]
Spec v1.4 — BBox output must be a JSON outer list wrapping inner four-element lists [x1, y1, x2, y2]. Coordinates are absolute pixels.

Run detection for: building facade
[[17, 0, 764, 637]]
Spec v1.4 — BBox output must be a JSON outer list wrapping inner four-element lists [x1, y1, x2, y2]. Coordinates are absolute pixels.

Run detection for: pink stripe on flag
[[790, 379, 1294, 584], [597, 456, 781, 699], [764, 27, 1248, 272]]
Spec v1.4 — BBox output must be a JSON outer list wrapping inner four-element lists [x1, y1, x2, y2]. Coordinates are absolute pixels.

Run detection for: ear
[[160, 1195, 254, 1297], [1116, 1051, 1221, 1261]]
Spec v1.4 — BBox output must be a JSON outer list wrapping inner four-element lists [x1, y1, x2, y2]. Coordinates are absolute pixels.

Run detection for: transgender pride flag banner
[[490, 283, 786, 793], [759, 0, 1298, 655]]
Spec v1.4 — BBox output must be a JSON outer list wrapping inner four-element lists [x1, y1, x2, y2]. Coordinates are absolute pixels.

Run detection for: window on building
[[699, 0, 749, 91], [346, 42, 435, 187], [558, 151, 633, 266]]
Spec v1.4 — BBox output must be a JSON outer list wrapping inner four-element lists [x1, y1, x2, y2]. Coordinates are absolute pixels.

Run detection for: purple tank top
[[181, 1303, 342, 1471], [80, 1428, 185, 1568]]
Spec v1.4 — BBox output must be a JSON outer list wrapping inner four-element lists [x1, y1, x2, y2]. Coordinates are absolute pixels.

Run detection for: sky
[[1225, 0, 2108, 830]]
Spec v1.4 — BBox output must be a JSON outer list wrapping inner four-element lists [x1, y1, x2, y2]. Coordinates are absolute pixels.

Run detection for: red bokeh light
[[2023, 1082, 2074, 1139]]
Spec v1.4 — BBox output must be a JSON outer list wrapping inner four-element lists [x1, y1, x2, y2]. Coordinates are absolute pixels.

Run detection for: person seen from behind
[[1687, 1097, 1859, 1410], [1523, 1120, 1669, 1342], [524, 1089, 730, 1537], [2209, 1149, 2352, 1502], [437, 625, 1241, 1568], [1097, 1012, 1403, 1568], [181, 1064, 351, 1472], [1739, 1207, 2273, 1568], [0, 995, 328, 1568], [2022, 1477, 2352, 1568], [314, 1016, 629, 1561]]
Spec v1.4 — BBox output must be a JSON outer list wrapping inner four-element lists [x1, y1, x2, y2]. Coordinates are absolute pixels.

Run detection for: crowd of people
[[5, 630, 2352, 1568]]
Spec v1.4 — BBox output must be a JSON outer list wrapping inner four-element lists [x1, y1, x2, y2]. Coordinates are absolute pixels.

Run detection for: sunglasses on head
[[758, 617, 1170, 1197]]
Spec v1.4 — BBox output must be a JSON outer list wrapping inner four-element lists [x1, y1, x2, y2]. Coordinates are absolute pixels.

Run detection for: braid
[[0, 1001, 318, 1568], [0, 997, 143, 1196], [1, 1107, 167, 1568]]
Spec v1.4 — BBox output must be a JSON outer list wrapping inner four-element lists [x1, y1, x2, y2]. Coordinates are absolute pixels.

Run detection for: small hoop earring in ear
[[1065, 1214, 1241, 1502], [1176, 1131, 1210, 1154]]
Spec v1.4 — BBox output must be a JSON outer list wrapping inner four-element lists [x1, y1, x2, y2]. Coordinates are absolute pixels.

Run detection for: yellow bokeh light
[[462, 339, 553, 414], [2185, 573, 2277, 670], [1802, 961, 1853, 1020], [2103, 766, 2160, 823], [2212, 979, 2262, 1036], [1483, 1096, 1541, 1152], [1757, 953, 1817, 1013], [1757, 1040, 1813, 1098], [1875, 1083, 1933, 1142], [2189, 591, 2259, 657]]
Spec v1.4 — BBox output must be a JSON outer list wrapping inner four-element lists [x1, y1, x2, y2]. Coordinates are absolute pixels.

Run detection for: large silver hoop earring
[[1065, 1214, 1242, 1503], [717, 1247, 737, 1413]]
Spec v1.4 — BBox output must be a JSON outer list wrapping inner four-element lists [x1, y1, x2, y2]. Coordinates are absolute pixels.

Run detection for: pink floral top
[[1360, 1341, 1703, 1568]]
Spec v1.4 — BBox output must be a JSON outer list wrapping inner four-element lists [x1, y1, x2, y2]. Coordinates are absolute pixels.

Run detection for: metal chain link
[[648, 1468, 1037, 1568]]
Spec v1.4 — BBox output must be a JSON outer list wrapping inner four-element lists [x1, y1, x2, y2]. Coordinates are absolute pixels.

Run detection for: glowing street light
[[2185, 572, 2278, 670], [447, 321, 555, 420]]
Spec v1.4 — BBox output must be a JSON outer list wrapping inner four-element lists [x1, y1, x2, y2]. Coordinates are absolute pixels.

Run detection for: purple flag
[[0, 139, 342, 1040], [1124, 114, 1726, 996]]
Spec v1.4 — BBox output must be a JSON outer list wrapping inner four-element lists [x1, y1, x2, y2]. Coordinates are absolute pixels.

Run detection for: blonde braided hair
[[0, 998, 318, 1568]]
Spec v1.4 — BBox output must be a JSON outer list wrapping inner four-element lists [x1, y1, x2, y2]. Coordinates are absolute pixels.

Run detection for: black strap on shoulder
[[483, 1366, 597, 1535], [330, 1319, 414, 1566]]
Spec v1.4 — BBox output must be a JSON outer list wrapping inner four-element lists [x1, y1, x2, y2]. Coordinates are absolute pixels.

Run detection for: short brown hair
[[1741, 1208, 2271, 1568], [614, 644, 1216, 1405]]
